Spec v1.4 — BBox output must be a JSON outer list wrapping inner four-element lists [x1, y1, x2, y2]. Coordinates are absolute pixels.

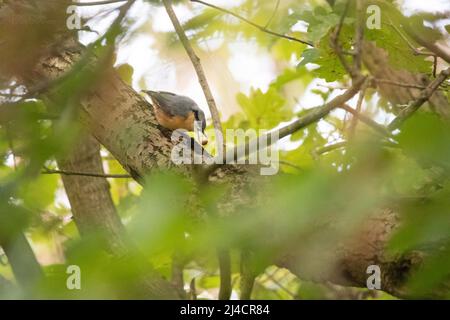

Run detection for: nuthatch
[[143, 90, 208, 145]]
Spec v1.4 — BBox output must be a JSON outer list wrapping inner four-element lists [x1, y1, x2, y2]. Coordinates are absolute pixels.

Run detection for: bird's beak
[[200, 131, 208, 146], [194, 122, 208, 145]]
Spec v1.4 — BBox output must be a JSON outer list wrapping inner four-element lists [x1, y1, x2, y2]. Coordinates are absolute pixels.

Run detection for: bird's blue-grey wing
[[153, 92, 199, 117]]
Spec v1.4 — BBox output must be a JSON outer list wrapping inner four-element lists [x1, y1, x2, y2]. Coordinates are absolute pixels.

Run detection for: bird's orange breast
[[153, 105, 195, 131]]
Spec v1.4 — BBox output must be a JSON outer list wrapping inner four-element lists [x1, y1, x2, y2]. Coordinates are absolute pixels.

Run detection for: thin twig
[[433, 55, 437, 78], [278, 160, 302, 171], [388, 67, 450, 130], [400, 17, 450, 64], [217, 248, 232, 300], [72, 0, 127, 6], [189, 278, 197, 300], [330, 0, 355, 77], [314, 141, 347, 155], [314, 139, 399, 157], [353, 0, 364, 73], [5, 124, 17, 170], [339, 104, 391, 137], [42, 168, 132, 178], [264, 0, 280, 29], [374, 78, 445, 90], [316, 83, 349, 90], [347, 78, 368, 139], [163, 0, 224, 141], [190, 0, 313, 47], [0, 92, 24, 98], [387, 21, 436, 57], [263, 270, 297, 299]]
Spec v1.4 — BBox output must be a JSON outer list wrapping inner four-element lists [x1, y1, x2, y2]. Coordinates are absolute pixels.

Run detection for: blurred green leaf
[[236, 87, 291, 130]]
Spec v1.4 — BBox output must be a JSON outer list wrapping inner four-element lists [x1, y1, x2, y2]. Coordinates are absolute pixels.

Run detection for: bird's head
[[193, 109, 208, 146]]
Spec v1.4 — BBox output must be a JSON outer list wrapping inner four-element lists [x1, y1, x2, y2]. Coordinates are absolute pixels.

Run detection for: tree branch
[[0, 232, 43, 292], [388, 67, 450, 130], [330, 0, 355, 78], [57, 134, 181, 298], [163, 0, 224, 139], [264, 0, 280, 29], [217, 248, 232, 300], [314, 141, 347, 156], [42, 168, 132, 179], [403, 25, 450, 64], [374, 78, 446, 90], [190, 0, 313, 47], [353, 0, 364, 73], [72, 0, 128, 6], [206, 76, 366, 172], [339, 104, 391, 137], [57, 135, 130, 254]]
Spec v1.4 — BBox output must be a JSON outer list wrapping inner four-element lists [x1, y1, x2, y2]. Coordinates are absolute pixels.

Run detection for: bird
[[143, 90, 208, 145]]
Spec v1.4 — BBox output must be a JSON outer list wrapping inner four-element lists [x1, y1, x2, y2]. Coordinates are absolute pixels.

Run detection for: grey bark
[[58, 135, 129, 255]]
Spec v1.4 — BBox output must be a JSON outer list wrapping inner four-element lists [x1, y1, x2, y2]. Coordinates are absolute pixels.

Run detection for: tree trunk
[[58, 135, 128, 255]]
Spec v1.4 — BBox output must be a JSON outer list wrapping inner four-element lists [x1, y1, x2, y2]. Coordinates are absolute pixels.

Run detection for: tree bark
[[0, 232, 43, 292], [57, 134, 181, 299], [58, 135, 128, 255]]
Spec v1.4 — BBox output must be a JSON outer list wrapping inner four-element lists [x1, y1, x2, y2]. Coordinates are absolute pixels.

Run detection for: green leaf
[[365, 23, 432, 74], [116, 64, 134, 86], [397, 113, 450, 169], [311, 26, 351, 82], [270, 67, 313, 90], [298, 48, 320, 67], [292, 6, 342, 43], [445, 25, 450, 34], [271, 36, 306, 61], [236, 87, 291, 130], [19, 174, 58, 210]]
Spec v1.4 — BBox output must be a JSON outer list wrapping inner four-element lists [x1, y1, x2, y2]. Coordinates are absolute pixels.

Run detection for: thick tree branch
[[0, 232, 43, 292], [57, 135, 130, 253], [58, 134, 181, 299]]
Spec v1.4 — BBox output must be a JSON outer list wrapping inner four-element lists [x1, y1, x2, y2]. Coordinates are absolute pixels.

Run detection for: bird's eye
[[193, 110, 199, 120]]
